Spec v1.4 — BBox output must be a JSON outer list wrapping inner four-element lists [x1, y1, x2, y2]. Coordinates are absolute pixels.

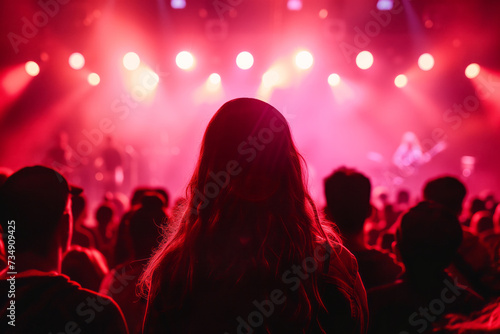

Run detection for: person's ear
[[58, 199, 73, 252], [58, 212, 72, 253]]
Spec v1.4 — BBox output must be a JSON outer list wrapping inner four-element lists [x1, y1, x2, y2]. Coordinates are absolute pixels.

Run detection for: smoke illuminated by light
[[356, 51, 374, 70], [418, 53, 435, 71], [236, 51, 254, 70], [465, 63, 480, 79], [176, 51, 195, 70], [394, 74, 408, 88], [123, 52, 141, 71], [25, 61, 40, 77], [328, 73, 341, 87], [88, 73, 100, 86], [69, 53, 85, 70], [295, 51, 313, 70]]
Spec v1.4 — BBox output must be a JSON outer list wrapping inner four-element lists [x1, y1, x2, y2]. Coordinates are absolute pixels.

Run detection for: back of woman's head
[[141, 98, 332, 330], [182, 98, 326, 266]]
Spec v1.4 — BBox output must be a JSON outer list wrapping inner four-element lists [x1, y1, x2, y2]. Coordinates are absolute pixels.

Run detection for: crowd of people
[[1, 98, 499, 333]]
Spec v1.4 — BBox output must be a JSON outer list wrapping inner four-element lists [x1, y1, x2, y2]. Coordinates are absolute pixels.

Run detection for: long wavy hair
[[140, 98, 338, 332]]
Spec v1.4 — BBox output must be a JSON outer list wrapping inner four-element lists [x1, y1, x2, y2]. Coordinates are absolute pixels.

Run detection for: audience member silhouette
[[139, 98, 368, 333], [470, 211, 500, 267], [423, 175, 499, 297], [113, 187, 169, 267], [0, 165, 128, 333], [101, 192, 166, 334], [94, 201, 117, 263], [62, 245, 108, 292], [368, 201, 485, 334], [463, 197, 487, 228], [324, 167, 402, 289], [70, 187, 96, 248]]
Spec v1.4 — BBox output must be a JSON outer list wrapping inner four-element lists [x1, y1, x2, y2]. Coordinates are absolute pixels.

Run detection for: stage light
[[394, 74, 408, 88], [171, 0, 186, 9], [123, 52, 140, 71], [465, 63, 480, 79], [287, 0, 302, 11], [262, 69, 280, 87], [236, 51, 254, 70], [356, 51, 373, 70], [25, 61, 40, 77], [209, 73, 221, 85], [319, 9, 328, 19], [328, 73, 341, 87], [295, 51, 313, 70], [418, 53, 434, 71], [377, 0, 394, 11], [88, 73, 100, 86], [69, 52, 85, 70], [176, 51, 195, 70]]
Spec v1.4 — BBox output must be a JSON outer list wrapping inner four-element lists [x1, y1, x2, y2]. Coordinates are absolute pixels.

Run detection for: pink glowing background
[[1, 0, 499, 207]]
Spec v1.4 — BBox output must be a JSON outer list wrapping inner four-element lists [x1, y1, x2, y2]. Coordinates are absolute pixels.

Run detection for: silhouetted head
[[192, 97, 294, 206], [396, 189, 410, 205], [324, 167, 372, 236], [470, 211, 494, 235], [469, 197, 486, 216], [129, 193, 166, 260], [95, 203, 114, 229], [423, 176, 467, 216], [62, 245, 108, 292], [0, 166, 72, 255], [396, 201, 462, 276], [154, 187, 170, 209]]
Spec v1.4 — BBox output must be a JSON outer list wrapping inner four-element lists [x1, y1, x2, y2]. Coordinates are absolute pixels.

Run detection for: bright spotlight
[[69, 52, 85, 70], [171, 0, 186, 9], [25, 61, 40, 77], [209, 73, 221, 85], [236, 51, 254, 70], [328, 73, 341, 87], [295, 51, 313, 70], [176, 51, 195, 70], [418, 53, 435, 71], [123, 52, 141, 71], [356, 51, 374, 70], [394, 74, 408, 88], [88, 73, 100, 86], [287, 0, 302, 11], [377, 0, 394, 10], [465, 63, 480, 79], [142, 69, 160, 90]]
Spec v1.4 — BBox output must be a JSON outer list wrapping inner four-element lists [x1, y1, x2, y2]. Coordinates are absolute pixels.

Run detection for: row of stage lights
[[23, 50, 483, 89]]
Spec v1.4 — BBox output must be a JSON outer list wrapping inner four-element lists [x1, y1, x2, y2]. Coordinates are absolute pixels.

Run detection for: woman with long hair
[[140, 98, 368, 333]]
